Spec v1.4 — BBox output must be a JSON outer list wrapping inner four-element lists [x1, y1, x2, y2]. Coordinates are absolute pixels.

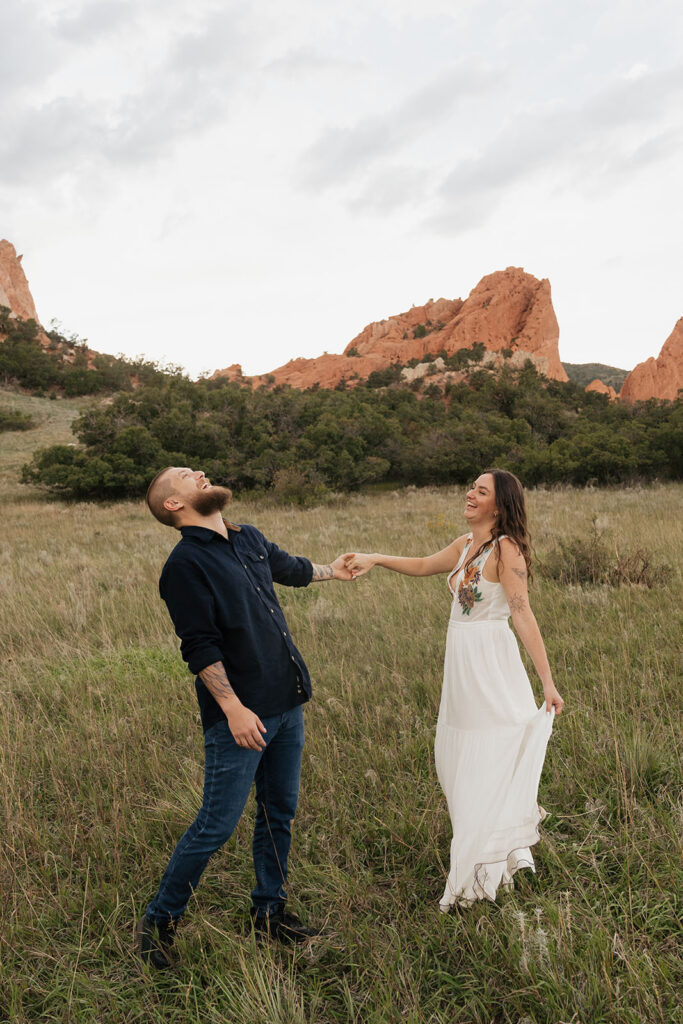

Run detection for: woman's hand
[[543, 683, 564, 715], [342, 552, 376, 578]]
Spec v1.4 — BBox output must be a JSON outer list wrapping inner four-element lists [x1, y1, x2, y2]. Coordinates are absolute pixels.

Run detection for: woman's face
[[464, 473, 497, 524]]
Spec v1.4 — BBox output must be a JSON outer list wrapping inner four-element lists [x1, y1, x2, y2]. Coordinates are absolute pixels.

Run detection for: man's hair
[[146, 467, 177, 527]]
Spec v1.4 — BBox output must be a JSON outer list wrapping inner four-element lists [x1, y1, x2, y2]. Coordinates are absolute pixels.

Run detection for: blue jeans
[[146, 704, 304, 924]]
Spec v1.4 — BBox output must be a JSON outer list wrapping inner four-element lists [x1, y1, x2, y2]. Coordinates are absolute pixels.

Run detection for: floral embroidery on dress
[[457, 544, 491, 615]]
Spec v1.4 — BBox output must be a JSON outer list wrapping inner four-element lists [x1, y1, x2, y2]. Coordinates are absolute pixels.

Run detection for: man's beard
[[190, 485, 233, 516]]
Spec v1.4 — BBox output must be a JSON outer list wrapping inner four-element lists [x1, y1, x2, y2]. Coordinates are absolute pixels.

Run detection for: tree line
[[20, 357, 681, 501], [0, 306, 177, 396]]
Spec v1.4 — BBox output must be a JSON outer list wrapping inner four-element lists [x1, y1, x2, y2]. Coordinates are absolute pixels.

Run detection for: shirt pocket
[[245, 548, 272, 584]]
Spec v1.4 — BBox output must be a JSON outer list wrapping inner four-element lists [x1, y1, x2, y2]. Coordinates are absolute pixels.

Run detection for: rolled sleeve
[[160, 559, 224, 675], [259, 532, 313, 587]]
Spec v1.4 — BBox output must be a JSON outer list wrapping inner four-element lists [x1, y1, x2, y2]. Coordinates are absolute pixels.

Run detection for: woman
[[346, 469, 563, 910]]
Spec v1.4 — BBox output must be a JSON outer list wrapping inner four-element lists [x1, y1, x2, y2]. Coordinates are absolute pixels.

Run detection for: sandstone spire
[[620, 318, 683, 402], [0, 240, 41, 323]]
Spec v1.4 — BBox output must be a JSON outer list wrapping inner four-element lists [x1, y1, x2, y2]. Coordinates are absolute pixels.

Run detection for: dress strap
[[453, 534, 473, 572], [446, 535, 472, 595]]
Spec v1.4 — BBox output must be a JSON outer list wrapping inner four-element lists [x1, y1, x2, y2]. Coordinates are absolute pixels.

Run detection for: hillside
[[0, 386, 87, 494], [562, 362, 629, 390]]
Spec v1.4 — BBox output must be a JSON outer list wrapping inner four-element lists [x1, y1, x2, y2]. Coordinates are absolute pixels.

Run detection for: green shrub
[[0, 406, 35, 432], [540, 521, 673, 588], [365, 364, 403, 388], [270, 467, 331, 508]]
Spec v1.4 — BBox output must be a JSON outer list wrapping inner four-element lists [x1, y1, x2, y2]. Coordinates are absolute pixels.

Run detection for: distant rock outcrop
[[620, 318, 683, 402], [0, 239, 41, 323], [586, 379, 617, 400], [0, 238, 100, 368], [213, 267, 568, 388]]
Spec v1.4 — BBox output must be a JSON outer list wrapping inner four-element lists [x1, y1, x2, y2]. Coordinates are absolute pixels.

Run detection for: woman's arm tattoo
[[512, 567, 527, 580], [199, 662, 236, 701], [509, 593, 527, 614], [310, 563, 334, 581]]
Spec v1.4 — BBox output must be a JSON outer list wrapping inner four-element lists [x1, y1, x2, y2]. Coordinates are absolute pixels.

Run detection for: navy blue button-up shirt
[[159, 521, 314, 731]]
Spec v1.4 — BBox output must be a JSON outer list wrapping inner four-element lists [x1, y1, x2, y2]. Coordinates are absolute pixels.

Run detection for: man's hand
[[310, 556, 355, 582], [330, 554, 355, 580], [197, 663, 267, 749], [226, 703, 267, 749]]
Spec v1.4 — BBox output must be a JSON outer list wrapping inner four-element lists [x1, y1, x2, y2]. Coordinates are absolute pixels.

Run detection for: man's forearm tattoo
[[512, 567, 527, 580], [311, 563, 334, 581], [199, 662, 236, 702], [509, 593, 527, 614]]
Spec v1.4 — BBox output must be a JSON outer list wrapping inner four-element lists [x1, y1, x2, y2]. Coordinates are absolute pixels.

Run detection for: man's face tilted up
[[147, 466, 233, 527]]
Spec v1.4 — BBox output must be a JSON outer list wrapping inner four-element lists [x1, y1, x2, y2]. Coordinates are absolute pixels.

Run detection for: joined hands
[[341, 552, 375, 579]]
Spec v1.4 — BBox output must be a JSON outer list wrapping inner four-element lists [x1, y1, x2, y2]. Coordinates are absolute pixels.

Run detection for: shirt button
[[259, 554, 264, 559], [270, 608, 274, 613], [282, 631, 287, 637], [243, 563, 247, 568], [257, 586, 261, 591], [291, 655, 296, 662]]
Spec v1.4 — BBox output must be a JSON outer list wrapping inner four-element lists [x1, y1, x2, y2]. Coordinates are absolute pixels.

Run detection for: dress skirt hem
[[437, 803, 549, 910]]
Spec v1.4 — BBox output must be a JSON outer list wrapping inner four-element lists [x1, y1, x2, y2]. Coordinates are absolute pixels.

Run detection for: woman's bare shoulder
[[498, 535, 523, 557], [497, 536, 527, 578], [451, 532, 470, 553]]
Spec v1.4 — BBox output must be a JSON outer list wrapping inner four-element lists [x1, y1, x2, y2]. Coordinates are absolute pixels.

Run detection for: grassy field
[[0, 388, 681, 1024]]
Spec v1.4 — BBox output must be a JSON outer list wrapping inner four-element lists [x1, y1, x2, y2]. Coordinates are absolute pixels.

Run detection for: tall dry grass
[[0, 388, 681, 1023]]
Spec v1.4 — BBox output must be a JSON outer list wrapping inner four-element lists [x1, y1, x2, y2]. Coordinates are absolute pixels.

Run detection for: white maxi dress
[[434, 534, 554, 909]]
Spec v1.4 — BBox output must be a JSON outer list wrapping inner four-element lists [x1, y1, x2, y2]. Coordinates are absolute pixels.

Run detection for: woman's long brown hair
[[463, 468, 533, 582]]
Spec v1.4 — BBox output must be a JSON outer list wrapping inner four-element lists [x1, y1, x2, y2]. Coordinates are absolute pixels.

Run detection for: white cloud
[[624, 62, 650, 81], [298, 60, 504, 190], [0, 97, 106, 183], [431, 64, 683, 232], [53, 1, 133, 42], [0, 0, 63, 92], [348, 165, 430, 215], [0, 3, 267, 182], [265, 46, 368, 77]]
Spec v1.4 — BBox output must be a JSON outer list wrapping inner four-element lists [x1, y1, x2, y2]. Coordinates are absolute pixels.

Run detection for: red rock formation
[[216, 363, 246, 383], [0, 239, 104, 371], [0, 239, 41, 322], [620, 318, 683, 402], [586, 379, 617, 400], [213, 268, 567, 389]]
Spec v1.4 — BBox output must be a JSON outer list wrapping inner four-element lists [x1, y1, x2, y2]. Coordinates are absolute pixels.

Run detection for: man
[[136, 465, 353, 968]]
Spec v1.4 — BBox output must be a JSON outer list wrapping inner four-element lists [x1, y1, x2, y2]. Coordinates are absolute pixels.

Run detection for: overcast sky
[[2, 0, 682, 377]]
